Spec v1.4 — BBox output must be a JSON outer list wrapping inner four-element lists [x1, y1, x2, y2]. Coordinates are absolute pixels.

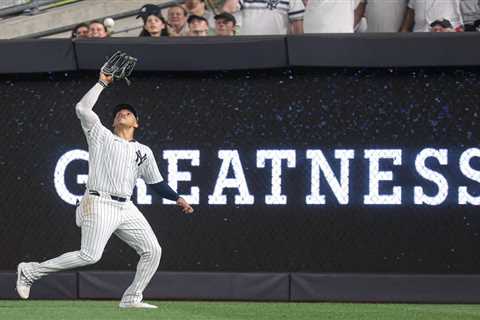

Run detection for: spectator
[[139, 14, 169, 37], [470, 19, 480, 31], [461, 0, 480, 31], [88, 20, 108, 38], [303, 0, 365, 33], [184, 0, 214, 23], [400, 0, 463, 32], [187, 15, 209, 36], [71, 23, 89, 39], [223, 0, 304, 35], [167, 5, 189, 36], [137, 4, 169, 37], [185, 0, 222, 33], [364, 0, 407, 32], [430, 18, 455, 32], [214, 12, 236, 36], [354, 1, 367, 32]]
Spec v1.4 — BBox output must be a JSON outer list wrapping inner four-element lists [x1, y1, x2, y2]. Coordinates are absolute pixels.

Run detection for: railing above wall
[[14, 0, 184, 39], [0, 0, 80, 18], [0, 33, 479, 74]]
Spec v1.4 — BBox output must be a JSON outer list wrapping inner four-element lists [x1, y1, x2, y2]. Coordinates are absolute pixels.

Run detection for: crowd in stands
[[71, 0, 480, 39]]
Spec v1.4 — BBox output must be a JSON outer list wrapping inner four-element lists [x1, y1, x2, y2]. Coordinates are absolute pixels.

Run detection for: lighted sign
[[54, 148, 480, 206]]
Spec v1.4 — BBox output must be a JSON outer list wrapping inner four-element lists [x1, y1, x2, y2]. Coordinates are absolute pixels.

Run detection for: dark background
[[1, 67, 480, 273]]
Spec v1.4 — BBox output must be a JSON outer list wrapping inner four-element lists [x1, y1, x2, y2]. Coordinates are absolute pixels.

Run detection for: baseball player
[[16, 71, 194, 309]]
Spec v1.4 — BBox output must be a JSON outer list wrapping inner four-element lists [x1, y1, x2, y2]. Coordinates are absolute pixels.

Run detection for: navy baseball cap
[[430, 19, 453, 29], [113, 103, 139, 121], [137, 4, 161, 21], [214, 12, 236, 25]]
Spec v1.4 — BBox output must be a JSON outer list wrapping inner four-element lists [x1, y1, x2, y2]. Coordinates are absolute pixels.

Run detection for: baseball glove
[[101, 51, 137, 86]]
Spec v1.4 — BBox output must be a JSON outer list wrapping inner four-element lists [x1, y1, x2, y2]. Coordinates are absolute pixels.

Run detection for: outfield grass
[[1, 300, 480, 320]]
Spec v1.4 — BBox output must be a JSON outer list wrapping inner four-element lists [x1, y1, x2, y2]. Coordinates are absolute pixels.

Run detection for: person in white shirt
[[365, 0, 408, 32], [223, 0, 305, 35], [400, 0, 463, 32], [303, 0, 365, 33]]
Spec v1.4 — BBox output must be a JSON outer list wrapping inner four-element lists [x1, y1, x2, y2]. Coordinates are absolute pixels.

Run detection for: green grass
[[1, 300, 480, 320]]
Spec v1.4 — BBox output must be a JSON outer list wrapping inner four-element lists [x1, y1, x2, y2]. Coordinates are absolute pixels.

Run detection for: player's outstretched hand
[[177, 197, 194, 214], [99, 72, 114, 86]]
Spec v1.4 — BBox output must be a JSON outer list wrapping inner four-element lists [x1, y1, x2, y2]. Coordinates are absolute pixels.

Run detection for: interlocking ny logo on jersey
[[135, 150, 147, 166], [266, 0, 280, 9]]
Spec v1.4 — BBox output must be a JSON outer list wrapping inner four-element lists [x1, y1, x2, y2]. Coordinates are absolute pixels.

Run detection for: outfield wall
[[4, 271, 480, 302], [1, 36, 480, 302], [1, 33, 480, 74]]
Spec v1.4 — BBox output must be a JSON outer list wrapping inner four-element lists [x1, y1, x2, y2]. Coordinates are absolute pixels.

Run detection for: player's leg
[[17, 195, 121, 299], [114, 204, 161, 307]]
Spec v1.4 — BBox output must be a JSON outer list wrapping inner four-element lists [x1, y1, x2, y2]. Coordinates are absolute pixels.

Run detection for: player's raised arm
[[75, 73, 113, 130]]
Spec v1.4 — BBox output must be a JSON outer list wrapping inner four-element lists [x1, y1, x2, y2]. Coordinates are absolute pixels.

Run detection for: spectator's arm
[[399, 7, 414, 32], [452, 3, 464, 30], [354, 0, 366, 27], [288, 0, 305, 34], [290, 19, 304, 34], [223, 0, 240, 13]]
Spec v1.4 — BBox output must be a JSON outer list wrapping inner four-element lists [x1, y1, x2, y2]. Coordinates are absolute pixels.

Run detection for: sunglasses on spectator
[[430, 19, 453, 29]]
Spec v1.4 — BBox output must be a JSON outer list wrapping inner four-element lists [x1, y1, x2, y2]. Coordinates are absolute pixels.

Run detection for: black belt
[[89, 190, 127, 202]]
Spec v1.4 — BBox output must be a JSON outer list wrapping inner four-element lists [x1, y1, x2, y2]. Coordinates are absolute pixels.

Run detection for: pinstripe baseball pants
[[23, 193, 161, 304]]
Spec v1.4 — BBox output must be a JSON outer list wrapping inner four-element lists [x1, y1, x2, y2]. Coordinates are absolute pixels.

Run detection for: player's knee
[[152, 243, 162, 262], [146, 243, 162, 264]]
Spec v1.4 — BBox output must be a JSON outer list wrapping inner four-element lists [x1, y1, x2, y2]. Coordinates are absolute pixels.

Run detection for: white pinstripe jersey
[[82, 121, 163, 198], [76, 84, 163, 199]]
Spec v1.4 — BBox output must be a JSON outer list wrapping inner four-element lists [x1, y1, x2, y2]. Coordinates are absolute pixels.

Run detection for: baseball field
[[1, 300, 480, 320]]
